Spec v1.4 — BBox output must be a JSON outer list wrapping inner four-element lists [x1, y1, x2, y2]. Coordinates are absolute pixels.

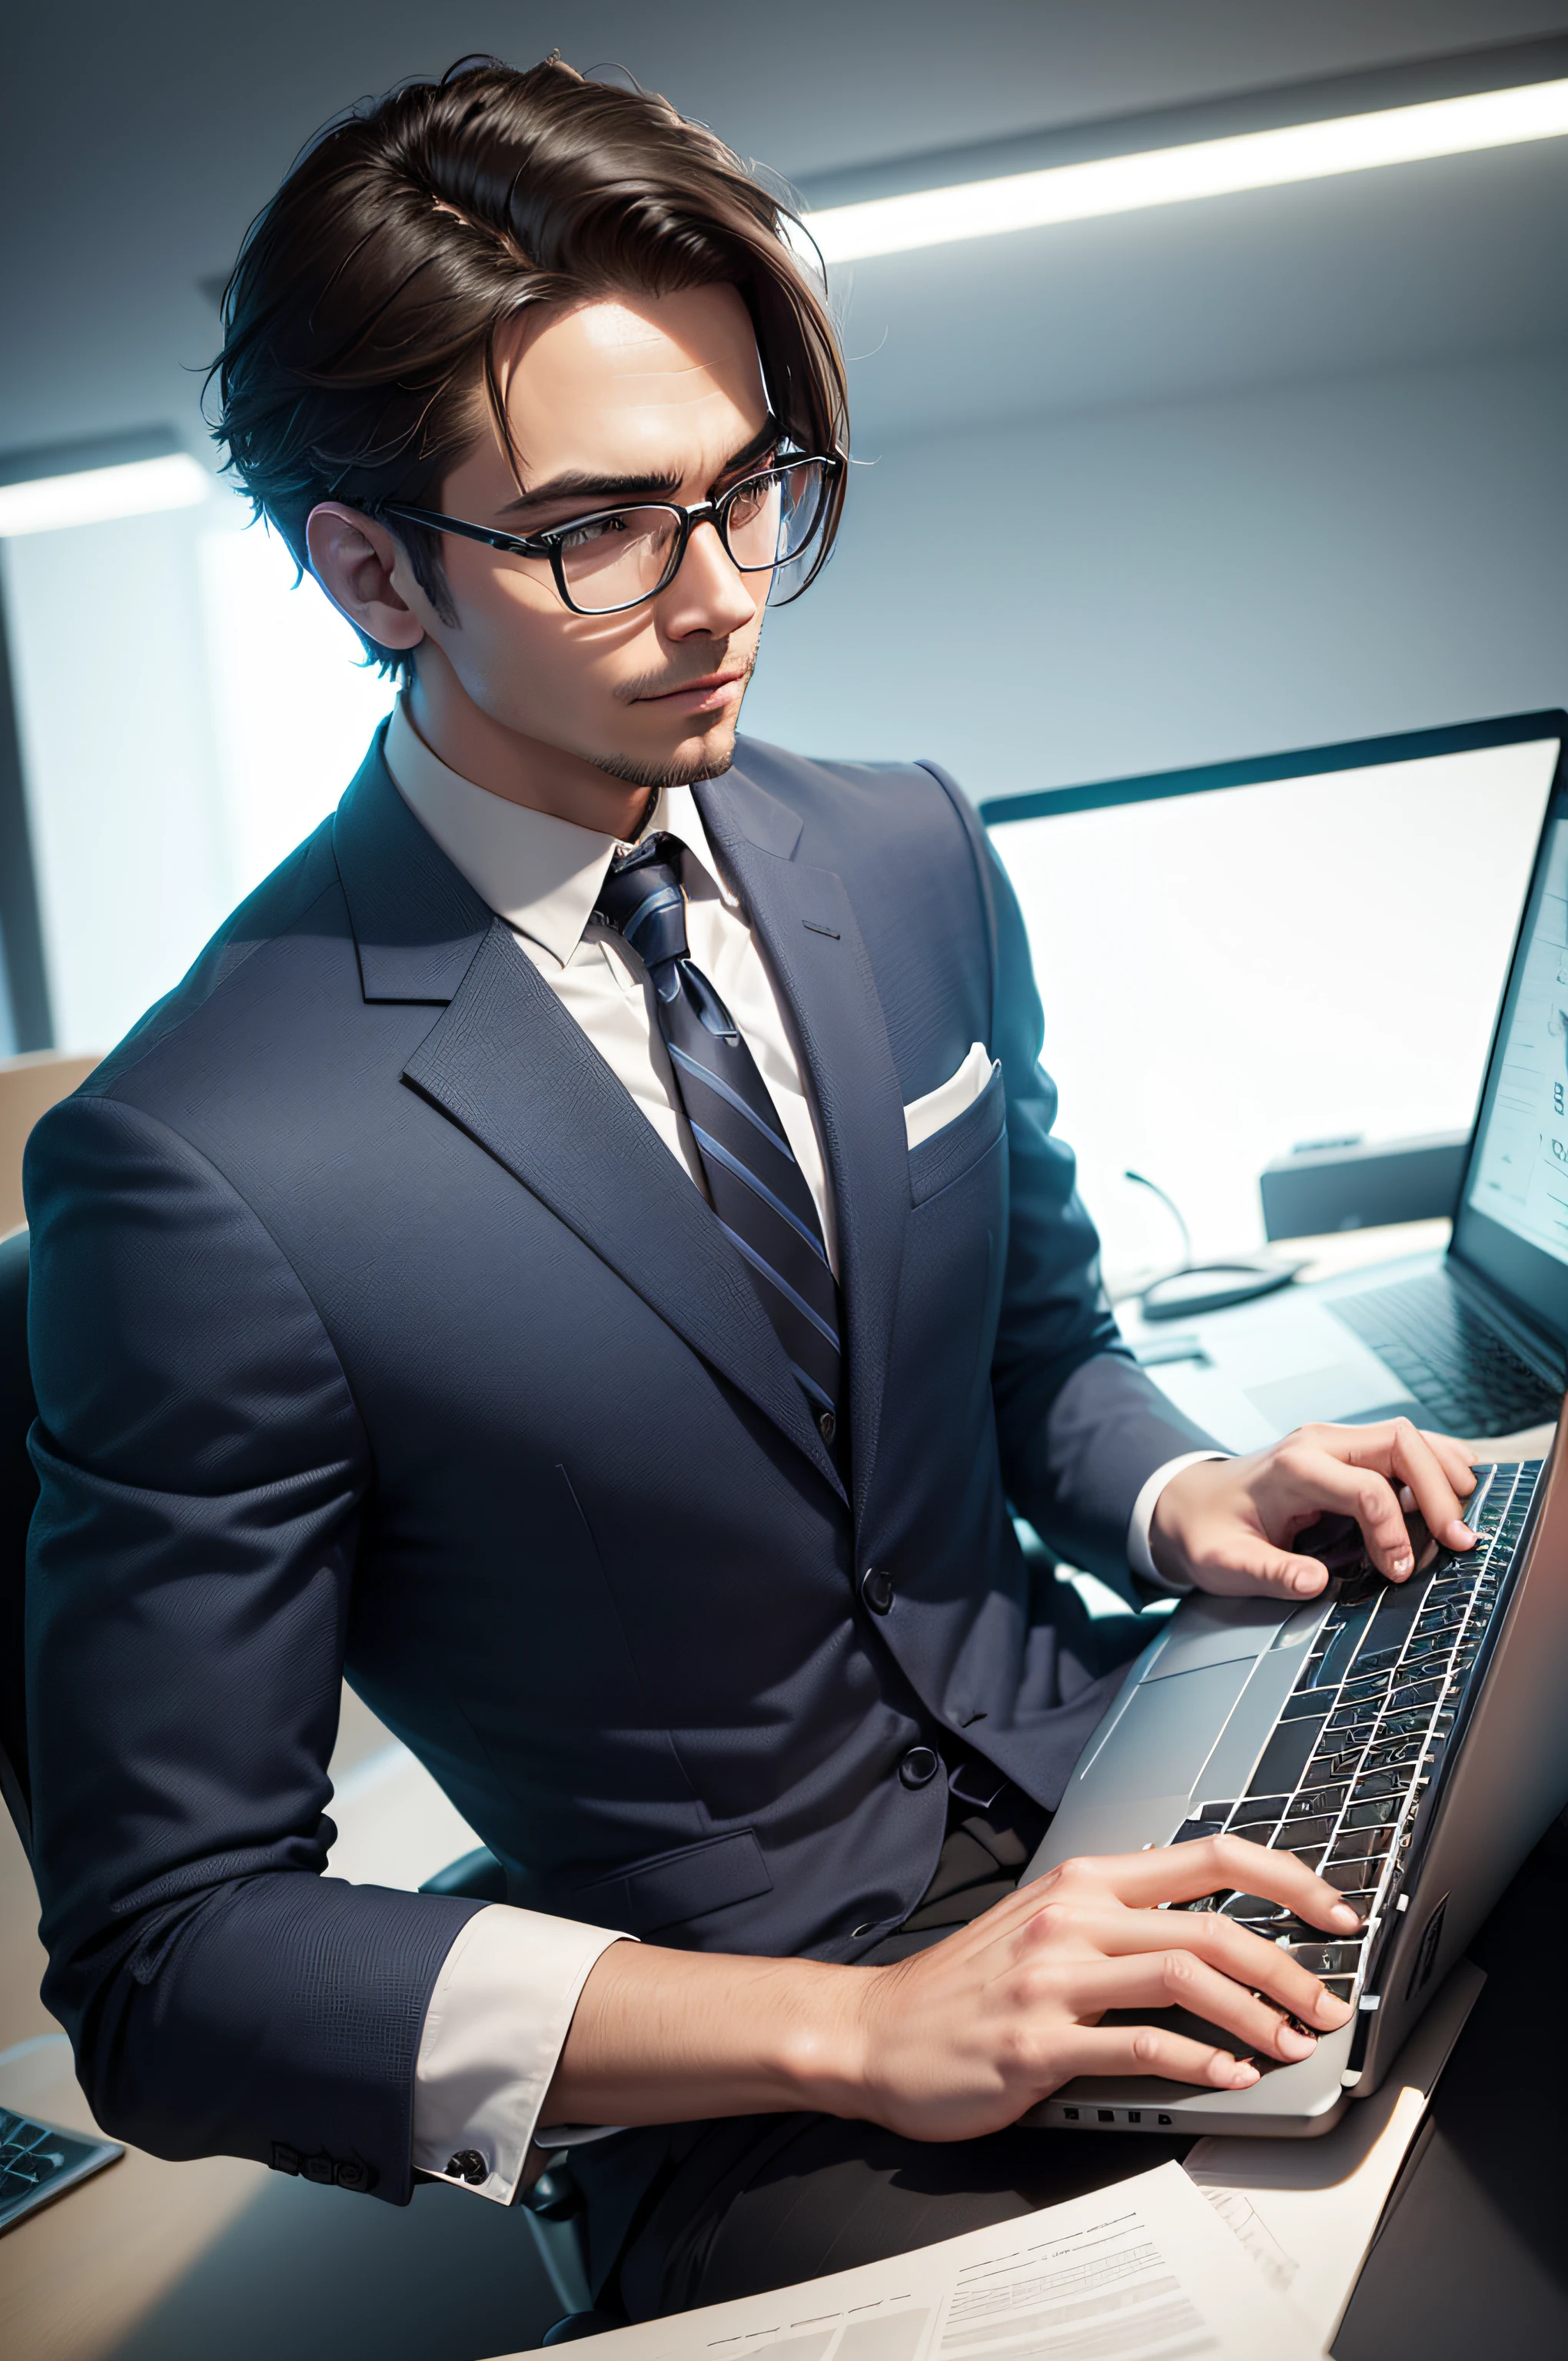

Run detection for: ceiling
[[2, 0, 1567, 460]]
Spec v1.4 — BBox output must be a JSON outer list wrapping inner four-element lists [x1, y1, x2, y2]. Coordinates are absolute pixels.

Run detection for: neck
[[405, 651, 655, 840]]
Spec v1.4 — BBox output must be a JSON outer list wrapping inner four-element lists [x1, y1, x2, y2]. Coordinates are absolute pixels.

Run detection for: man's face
[[401, 283, 773, 792]]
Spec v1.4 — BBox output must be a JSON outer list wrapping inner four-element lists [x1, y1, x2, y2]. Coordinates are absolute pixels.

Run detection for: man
[[25, 56, 1477, 2322]]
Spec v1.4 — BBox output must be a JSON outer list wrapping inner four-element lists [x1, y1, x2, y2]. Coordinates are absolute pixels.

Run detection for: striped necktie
[[595, 834, 843, 1452]]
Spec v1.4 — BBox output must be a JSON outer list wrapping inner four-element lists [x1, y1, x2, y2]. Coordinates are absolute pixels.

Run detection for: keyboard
[[1331, 1271, 1560, 1435], [1163, 1458, 1540, 2011], [0, 2106, 121, 2235]]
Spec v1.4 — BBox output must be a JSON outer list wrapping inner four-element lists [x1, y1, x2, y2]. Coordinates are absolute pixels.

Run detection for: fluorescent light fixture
[[808, 77, 1568, 263], [0, 451, 209, 537]]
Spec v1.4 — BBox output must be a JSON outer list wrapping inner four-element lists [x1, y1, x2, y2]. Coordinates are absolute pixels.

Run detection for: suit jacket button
[[335, 2160, 373, 2191], [899, 1745, 940, 1789], [304, 2155, 335, 2184], [447, 2150, 489, 2185], [270, 2142, 301, 2175], [818, 1410, 836, 1443], [860, 1566, 895, 1615]]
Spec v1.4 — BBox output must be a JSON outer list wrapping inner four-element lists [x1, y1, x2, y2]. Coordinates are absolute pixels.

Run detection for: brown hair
[[211, 55, 849, 672]]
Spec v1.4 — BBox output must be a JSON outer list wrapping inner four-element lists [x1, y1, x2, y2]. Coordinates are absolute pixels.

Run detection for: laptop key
[[1327, 1826, 1390, 1861], [1324, 1853, 1387, 1888], [1285, 1942, 1364, 1976], [1360, 1736, 1426, 1772], [1276, 1815, 1334, 1850], [1287, 1785, 1349, 1820], [1343, 1798, 1400, 1831]]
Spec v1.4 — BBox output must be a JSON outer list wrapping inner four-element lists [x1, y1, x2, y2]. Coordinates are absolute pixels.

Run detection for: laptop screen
[[984, 720, 1564, 1298], [1466, 818, 1568, 1262]]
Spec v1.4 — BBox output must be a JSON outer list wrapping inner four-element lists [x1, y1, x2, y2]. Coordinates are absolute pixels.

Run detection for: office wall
[[0, 509, 393, 1056], [746, 344, 1568, 798], [3, 340, 1564, 1058]]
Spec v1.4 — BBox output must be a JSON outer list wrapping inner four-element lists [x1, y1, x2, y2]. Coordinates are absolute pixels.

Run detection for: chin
[[596, 719, 739, 793]]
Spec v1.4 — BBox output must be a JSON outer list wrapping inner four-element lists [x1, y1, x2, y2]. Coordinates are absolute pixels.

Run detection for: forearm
[[543, 1940, 871, 2129]]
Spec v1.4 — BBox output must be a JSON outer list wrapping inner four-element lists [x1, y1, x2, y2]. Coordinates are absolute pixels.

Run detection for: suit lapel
[[697, 772, 909, 1513], [403, 925, 842, 1494], [333, 736, 851, 1497]]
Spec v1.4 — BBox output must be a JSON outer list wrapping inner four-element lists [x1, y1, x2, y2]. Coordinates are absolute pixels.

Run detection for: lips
[[640, 670, 744, 702]]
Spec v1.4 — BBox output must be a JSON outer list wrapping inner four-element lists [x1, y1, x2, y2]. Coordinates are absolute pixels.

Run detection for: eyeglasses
[[380, 453, 842, 618]]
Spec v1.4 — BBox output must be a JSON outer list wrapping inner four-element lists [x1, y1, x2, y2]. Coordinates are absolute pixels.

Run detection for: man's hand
[[1151, 1418, 1478, 1600], [849, 1838, 1356, 2139], [543, 1839, 1356, 2137]]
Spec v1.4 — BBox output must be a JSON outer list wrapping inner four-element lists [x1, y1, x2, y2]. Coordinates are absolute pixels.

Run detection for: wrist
[[770, 1961, 878, 2118]]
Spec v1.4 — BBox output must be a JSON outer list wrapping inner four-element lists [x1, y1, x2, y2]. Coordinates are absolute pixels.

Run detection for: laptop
[[985, 712, 1568, 1449], [999, 716, 1568, 2133], [1020, 1430, 1568, 2135]]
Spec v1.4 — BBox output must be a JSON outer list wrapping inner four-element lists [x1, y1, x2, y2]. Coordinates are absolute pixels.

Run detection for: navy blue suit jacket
[[24, 732, 1211, 2200]]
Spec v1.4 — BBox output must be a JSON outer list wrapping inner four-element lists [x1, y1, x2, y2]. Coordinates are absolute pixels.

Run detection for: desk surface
[[0, 1692, 563, 2361]]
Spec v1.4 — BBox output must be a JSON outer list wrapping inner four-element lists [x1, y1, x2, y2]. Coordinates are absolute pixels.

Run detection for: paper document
[[491, 2158, 1317, 2360], [1185, 1958, 1483, 2351]]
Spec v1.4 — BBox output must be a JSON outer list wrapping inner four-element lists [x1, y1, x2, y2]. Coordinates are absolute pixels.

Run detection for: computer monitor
[[982, 716, 1565, 1290]]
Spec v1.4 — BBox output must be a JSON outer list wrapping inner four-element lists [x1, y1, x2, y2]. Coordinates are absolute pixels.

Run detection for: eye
[[724, 469, 776, 524], [554, 511, 632, 552]]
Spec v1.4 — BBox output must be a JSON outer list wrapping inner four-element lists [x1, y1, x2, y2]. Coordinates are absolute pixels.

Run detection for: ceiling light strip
[[807, 77, 1568, 264], [0, 453, 209, 539]]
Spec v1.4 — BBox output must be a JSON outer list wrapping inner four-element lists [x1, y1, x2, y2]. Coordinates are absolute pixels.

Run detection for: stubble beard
[[593, 647, 756, 793]]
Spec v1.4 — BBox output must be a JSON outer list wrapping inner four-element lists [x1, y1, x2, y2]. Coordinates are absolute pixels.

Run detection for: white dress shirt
[[382, 701, 1216, 2200]]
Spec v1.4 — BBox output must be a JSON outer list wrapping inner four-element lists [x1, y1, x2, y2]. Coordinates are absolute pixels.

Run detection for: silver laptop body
[[1022, 1425, 1568, 2135]]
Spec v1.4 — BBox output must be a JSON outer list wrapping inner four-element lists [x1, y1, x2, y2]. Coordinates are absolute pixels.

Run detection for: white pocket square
[[903, 1041, 997, 1152]]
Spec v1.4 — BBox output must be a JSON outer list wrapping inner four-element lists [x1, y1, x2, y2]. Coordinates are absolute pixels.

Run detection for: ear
[[305, 503, 427, 652]]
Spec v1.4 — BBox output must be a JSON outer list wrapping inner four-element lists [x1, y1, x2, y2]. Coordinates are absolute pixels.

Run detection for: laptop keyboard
[[0, 2107, 119, 2233], [1165, 1457, 1540, 2011], [1331, 1272, 1559, 1435]]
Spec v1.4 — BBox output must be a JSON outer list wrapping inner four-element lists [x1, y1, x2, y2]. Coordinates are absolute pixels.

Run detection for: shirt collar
[[383, 699, 734, 970]]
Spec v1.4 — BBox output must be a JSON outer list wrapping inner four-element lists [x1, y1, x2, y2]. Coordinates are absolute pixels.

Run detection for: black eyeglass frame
[[380, 453, 844, 618]]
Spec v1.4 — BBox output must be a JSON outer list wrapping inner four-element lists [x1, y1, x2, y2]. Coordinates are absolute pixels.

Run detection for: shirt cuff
[[1126, 1449, 1231, 1590], [412, 1903, 633, 2205]]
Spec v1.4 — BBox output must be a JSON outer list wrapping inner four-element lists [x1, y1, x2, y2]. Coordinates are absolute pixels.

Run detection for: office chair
[[0, 1227, 35, 1859]]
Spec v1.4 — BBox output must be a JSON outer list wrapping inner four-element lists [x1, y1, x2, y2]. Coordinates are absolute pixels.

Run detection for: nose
[[659, 516, 759, 637]]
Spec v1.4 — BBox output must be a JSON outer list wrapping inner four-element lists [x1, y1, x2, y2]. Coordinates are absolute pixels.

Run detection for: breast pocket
[[906, 1059, 1005, 1206]]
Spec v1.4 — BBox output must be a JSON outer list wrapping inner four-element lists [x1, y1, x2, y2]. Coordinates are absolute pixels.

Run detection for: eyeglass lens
[[556, 460, 827, 614]]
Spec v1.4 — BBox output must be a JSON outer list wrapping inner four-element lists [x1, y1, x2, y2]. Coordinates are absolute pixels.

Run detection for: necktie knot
[[595, 834, 689, 975]]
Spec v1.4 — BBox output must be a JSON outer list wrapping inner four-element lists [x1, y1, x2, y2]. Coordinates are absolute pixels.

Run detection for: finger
[[1345, 1419, 1475, 1555], [1181, 1534, 1330, 1602], [1041, 2021, 1261, 2091], [1075, 1834, 1363, 1932], [1065, 1951, 1324, 2063], [1418, 1429, 1479, 1500], [1055, 1901, 1353, 2030], [1273, 1443, 1419, 1581]]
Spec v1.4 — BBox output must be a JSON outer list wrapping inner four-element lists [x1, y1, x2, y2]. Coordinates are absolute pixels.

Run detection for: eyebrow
[[497, 417, 781, 519]]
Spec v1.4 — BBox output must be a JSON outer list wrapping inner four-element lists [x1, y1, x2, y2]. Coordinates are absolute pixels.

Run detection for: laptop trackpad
[[1045, 1659, 1261, 1865]]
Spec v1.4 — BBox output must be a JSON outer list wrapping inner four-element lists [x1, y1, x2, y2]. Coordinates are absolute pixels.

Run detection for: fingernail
[[1230, 2061, 1261, 2087], [1330, 1904, 1362, 1930], [1291, 1567, 1324, 1595], [1317, 1993, 1354, 2026], [1449, 1522, 1477, 1549], [1277, 2027, 1316, 2059], [1390, 1552, 1413, 1578]]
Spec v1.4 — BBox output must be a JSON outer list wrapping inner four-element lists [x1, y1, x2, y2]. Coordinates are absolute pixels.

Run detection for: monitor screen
[[985, 732, 1562, 1292]]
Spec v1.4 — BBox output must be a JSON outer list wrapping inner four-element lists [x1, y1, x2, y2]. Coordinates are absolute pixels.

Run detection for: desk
[[0, 1693, 560, 2361]]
